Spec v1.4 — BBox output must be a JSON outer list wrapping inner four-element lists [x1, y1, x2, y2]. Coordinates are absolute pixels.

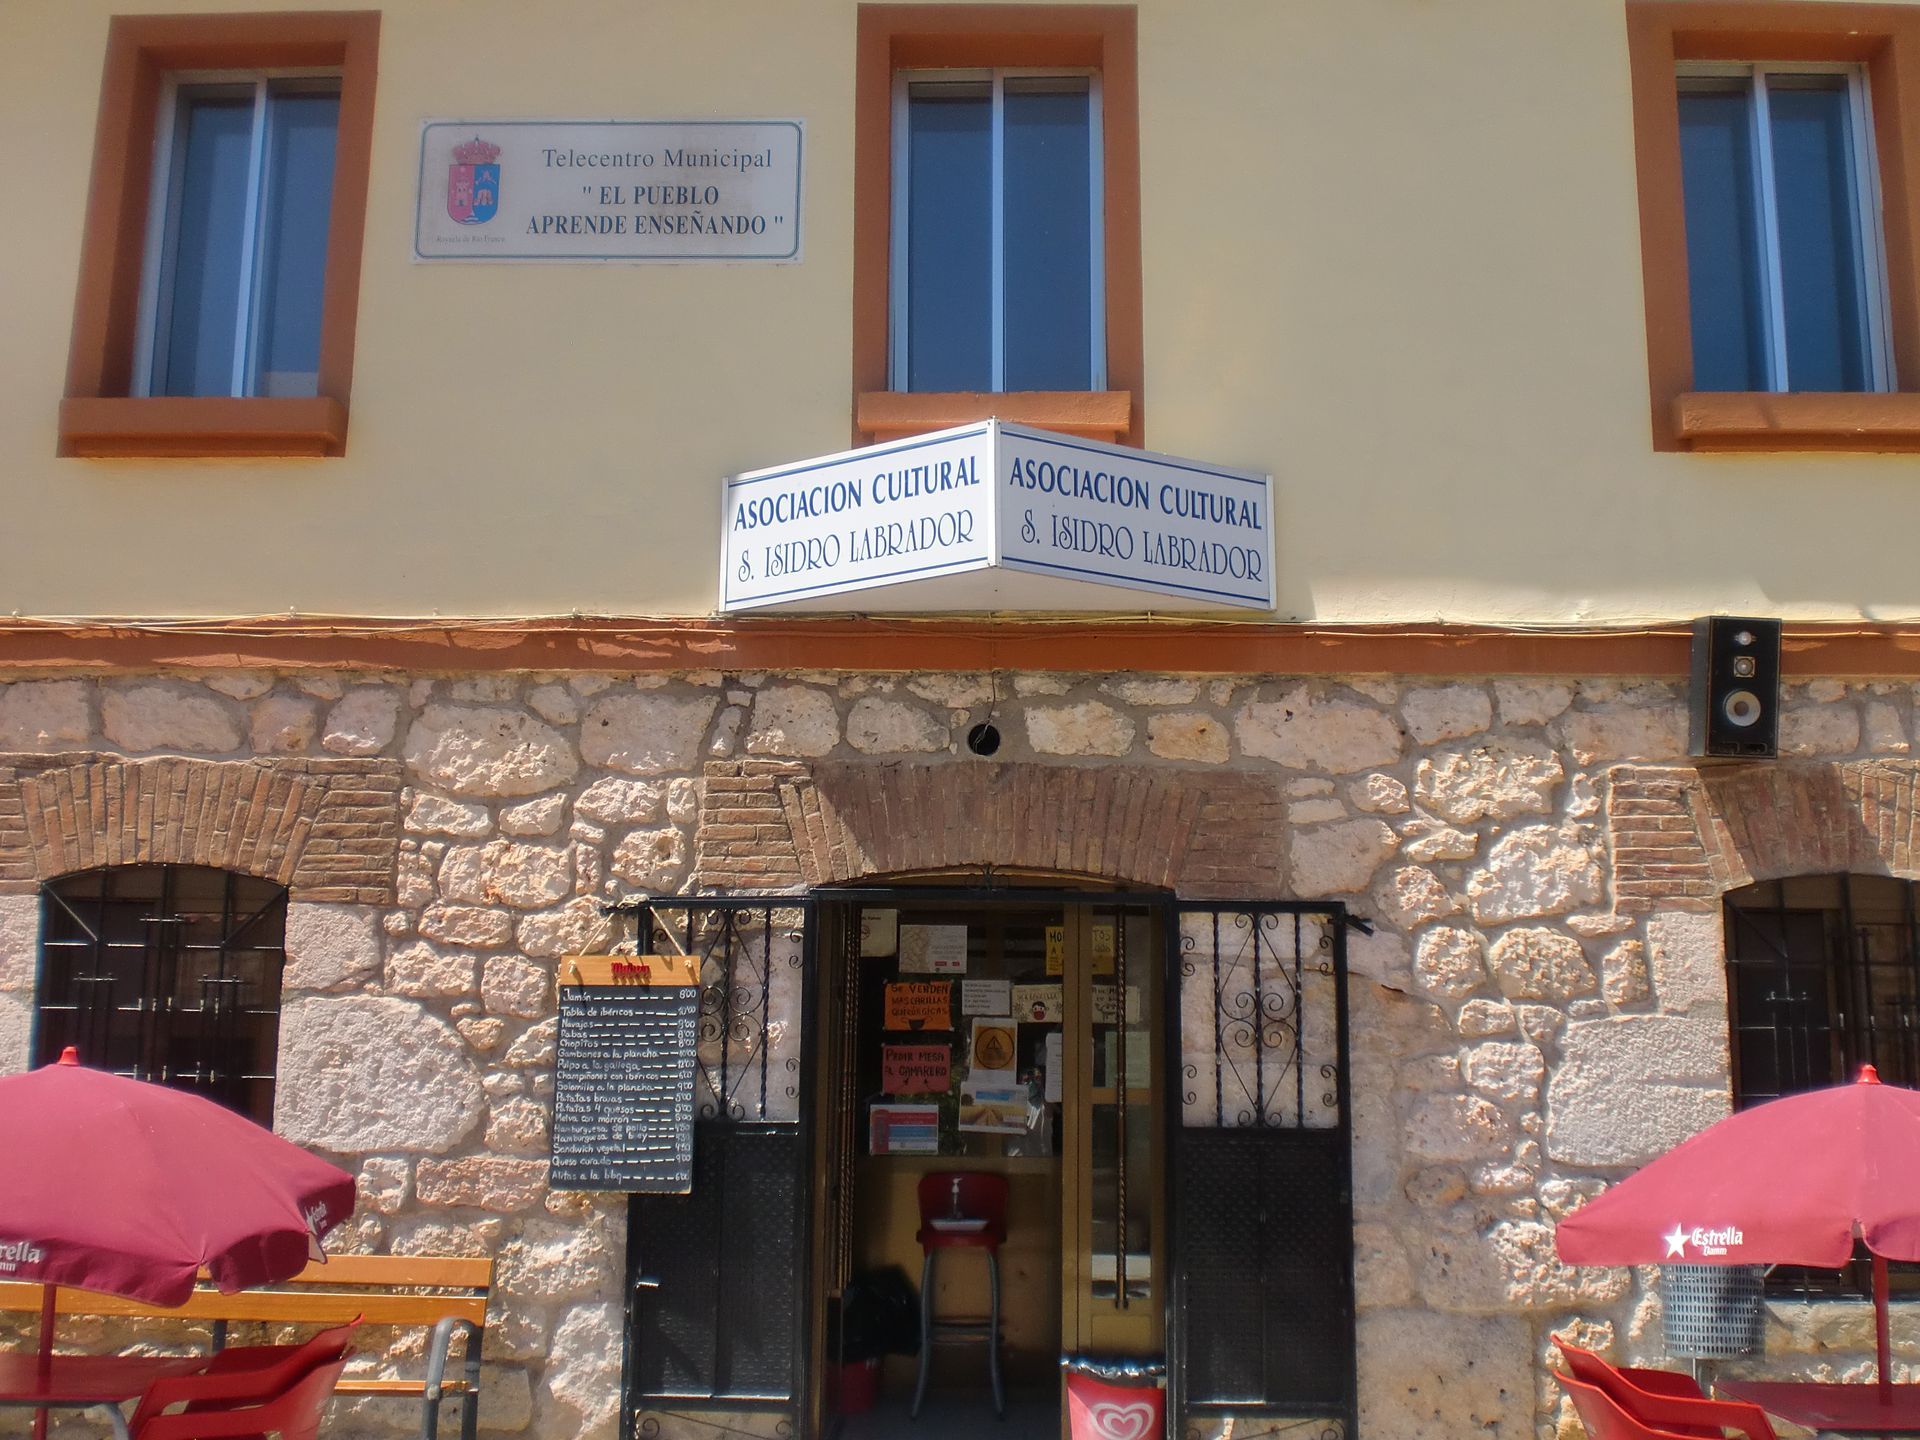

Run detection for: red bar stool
[[911, 1171, 1008, 1419]]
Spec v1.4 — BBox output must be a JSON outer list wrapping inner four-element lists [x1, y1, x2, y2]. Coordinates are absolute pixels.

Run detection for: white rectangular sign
[[414, 119, 802, 262], [900, 924, 969, 975], [961, 979, 1011, 1016], [995, 425, 1274, 610], [720, 420, 1275, 612], [722, 426, 995, 609]]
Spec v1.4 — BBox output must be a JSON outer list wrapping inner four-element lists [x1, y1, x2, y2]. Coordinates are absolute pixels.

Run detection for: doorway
[[811, 886, 1164, 1438], [616, 892, 1357, 1440]]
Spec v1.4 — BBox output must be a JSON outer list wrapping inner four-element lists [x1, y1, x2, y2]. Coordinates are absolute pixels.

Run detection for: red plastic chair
[[128, 1321, 359, 1436], [1553, 1338, 1775, 1440], [1554, 1367, 1775, 1440], [135, 1357, 350, 1440], [1555, 1337, 1705, 1400], [911, 1172, 1009, 1421]]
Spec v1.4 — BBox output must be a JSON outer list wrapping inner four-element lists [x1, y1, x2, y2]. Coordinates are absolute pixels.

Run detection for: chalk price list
[[551, 990, 700, 1192]]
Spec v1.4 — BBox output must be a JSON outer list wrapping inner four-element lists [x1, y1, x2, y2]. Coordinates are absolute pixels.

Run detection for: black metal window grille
[[35, 865, 287, 1126], [621, 898, 815, 1439], [1179, 908, 1346, 1131], [1726, 873, 1920, 1297], [637, 899, 808, 1123], [1169, 903, 1355, 1440]]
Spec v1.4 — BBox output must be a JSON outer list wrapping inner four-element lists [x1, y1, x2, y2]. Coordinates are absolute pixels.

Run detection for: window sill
[[1674, 392, 1920, 451], [857, 390, 1132, 444], [59, 397, 348, 459]]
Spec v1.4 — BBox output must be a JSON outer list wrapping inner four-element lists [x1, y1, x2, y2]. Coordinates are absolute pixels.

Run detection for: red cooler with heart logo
[[1066, 1369, 1165, 1440]]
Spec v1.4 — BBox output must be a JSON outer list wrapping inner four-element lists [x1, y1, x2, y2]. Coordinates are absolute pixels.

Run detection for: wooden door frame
[[804, 880, 1170, 1436], [1060, 901, 1166, 1360]]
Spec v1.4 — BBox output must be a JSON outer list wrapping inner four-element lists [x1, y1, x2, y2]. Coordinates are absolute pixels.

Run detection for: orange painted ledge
[[1674, 391, 1920, 451], [856, 390, 1131, 442], [59, 396, 348, 459], [4, 616, 1920, 678]]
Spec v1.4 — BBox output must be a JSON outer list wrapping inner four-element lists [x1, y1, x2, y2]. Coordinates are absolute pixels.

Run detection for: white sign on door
[[414, 119, 802, 262]]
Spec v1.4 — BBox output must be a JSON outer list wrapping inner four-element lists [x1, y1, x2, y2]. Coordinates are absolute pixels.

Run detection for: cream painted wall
[[3, 0, 1916, 624]]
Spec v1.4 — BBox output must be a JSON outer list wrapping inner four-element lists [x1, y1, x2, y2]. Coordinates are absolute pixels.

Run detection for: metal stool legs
[[910, 1247, 1004, 1419], [912, 1250, 935, 1419], [987, 1244, 1004, 1415]]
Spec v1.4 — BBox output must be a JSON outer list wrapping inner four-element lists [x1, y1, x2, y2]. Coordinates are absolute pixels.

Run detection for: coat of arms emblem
[[447, 137, 501, 225]]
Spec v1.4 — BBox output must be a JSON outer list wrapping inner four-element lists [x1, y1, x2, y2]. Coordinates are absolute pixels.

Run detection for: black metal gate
[[621, 898, 814, 1440], [1165, 903, 1356, 1440]]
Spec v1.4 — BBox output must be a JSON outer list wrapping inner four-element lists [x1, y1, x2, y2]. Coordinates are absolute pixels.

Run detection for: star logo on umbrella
[[1664, 1223, 1689, 1258]]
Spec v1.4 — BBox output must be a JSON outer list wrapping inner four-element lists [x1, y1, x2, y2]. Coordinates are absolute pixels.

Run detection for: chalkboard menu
[[551, 985, 700, 1192]]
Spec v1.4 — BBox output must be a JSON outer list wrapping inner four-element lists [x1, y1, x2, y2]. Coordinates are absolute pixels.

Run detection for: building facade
[[8, 2, 1920, 1438]]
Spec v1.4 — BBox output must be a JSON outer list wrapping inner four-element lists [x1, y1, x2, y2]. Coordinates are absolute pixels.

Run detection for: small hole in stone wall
[[966, 722, 1001, 757]]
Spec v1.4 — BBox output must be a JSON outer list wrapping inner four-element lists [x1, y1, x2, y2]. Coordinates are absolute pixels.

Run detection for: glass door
[[805, 889, 1165, 1436], [1061, 903, 1163, 1357]]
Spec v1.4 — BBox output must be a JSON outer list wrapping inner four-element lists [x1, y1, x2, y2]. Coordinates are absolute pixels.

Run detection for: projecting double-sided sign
[[720, 420, 1274, 612]]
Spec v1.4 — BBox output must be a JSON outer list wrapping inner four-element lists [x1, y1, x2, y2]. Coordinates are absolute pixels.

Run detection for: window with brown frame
[[59, 11, 379, 459], [1626, 1, 1920, 451], [852, 5, 1142, 446]]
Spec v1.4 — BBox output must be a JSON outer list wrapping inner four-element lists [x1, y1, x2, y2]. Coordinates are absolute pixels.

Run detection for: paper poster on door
[[1044, 1031, 1063, 1103], [884, 981, 953, 1030], [1011, 983, 1063, 1023], [959, 1079, 1028, 1135], [1043, 922, 1114, 974], [1101, 1032, 1152, 1090], [969, 1018, 1018, 1080], [860, 908, 899, 958], [961, 979, 1010, 1016], [1128, 1033, 1150, 1088], [870, 1103, 941, 1154], [900, 924, 968, 974], [1091, 985, 1143, 1025], [883, 1043, 952, 1095]]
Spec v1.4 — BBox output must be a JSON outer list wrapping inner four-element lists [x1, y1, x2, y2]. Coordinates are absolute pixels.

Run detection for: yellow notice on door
[[1092, 922, 1115, 975], [1046, 922, 1115, 975]]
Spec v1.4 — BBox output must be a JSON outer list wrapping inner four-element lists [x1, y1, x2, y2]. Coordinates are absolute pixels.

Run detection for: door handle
[[633, 1275, 661, 1291]]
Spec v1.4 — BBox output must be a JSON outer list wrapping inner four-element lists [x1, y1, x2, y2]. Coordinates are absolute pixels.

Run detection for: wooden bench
[[0, 1255, 490, 1440]]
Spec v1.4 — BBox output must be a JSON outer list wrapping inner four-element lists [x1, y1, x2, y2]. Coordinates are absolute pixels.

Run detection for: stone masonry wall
[[0, 667, 1912, 1440]]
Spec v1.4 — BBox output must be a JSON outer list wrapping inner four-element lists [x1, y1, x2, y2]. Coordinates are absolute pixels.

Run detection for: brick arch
[[695, 759, 1289, 897], [0, 753, 401, 902], [1607, 759, 1920, 911]]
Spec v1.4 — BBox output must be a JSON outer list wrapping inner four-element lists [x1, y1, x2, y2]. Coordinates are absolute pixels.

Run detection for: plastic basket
[[1064, 1361, 1165, 1440], [834, 1357, 880, 1415]]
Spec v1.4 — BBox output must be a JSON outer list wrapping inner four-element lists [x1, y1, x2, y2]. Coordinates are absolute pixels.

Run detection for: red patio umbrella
[[0, 1048, 355, 1436], [1556, 1065, 1920, 1400]]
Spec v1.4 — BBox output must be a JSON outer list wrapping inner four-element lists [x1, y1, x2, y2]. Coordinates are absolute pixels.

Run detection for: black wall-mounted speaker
[[1689, 617, 1782, 759]]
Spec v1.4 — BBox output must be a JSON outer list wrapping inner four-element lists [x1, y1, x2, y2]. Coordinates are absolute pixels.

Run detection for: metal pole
[[33, 1283, 54, 1440], [1115, 911, 1128, 1311], [1877, 1253, 1893, 1402]]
